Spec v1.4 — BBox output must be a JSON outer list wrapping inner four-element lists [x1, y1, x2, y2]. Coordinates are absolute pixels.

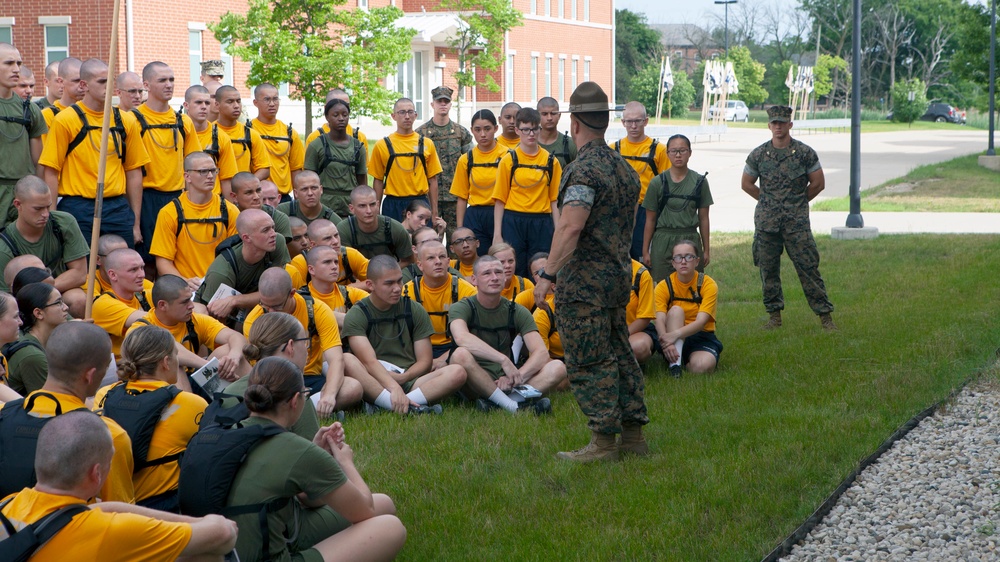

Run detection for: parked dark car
[[920, 103, 964, 124]]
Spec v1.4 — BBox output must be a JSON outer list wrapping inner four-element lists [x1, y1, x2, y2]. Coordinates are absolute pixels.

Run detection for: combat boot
[[619, 424, 650, 456], [556, 432, 619, 463], [763, 311, 782, 330], [820, 313, 838, 332]]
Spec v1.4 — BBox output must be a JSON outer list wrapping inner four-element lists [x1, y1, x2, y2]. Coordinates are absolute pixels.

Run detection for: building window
[[530, 55, 538, 102], [545, 56, 552, 98], [544, 0, 550, 17], [583, 0, 590, 21], [584, 59, 590, 83], [571, 57, 578, 89], [396, 52, 425, 118], [558, 0, 564, 19], [571, 0, 577, 20], [189, 30, 203, 86], [221, 41, 234, 86], [530, 0, 536, 15], [558, 58, 565, 100], [358, 0, 368, 9], [506, 53, 515, 101], [45, 25, 69, 65], [0, 26, 11, 45]]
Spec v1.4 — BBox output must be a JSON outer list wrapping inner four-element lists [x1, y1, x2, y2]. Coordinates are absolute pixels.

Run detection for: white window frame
[[221, 41, 234, 86], [584, 56, 591, 83], [188, 23, 206, 86], [0, 18, 13, 45], [530, 0, 537, 15], [506, 51, 515, 101], [558, 0, 564, 19], [558, 55, 566, 101], [530, 53, 539, 103], [545, 54, 552, 98], [571, 0, 577, 20], [583, 0, 590, 21], [571, 55, 579, 89], [39, 17, 72, 66]]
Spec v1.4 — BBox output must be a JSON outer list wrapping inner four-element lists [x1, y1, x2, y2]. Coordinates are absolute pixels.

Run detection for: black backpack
[[251, 121, 294, 147], [67, 105, 127, 163], [382, 134, 426, 184], [339, 247, 355, 283], [202, 124, 221, 164], [657, 171, 708, 215], [0, 393, 64, 497], [93, 290, 152, 312], [408, 274, 460, 342], [0, 339, 45, 364], [0, 496, 88, 562], [665, 272, 704, 305], [172, 196, 230, 238], [346, 215, 397, 258], [356, 297, 416, 347], [0, 219, 65, 259], [97, 383, 183, 472], [214, 238, 275, 294], [465, 148, 503, 182], [548, 133, 573, 166], [317, 134, 364, 178], [230, 123, 254, 155], [508, 150, 555, 189], [294, 287, 320, 339], [0, 97, 35, 132], [632, 264, 648, 299], [286, 199, 336, 223], [614, 139, 660, 176], [463, 297, 519, 353]]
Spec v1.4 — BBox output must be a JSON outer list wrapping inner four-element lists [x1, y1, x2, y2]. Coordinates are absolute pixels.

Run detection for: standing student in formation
[[250, 83, 305, 200], [537, 97, 577, 168], [214, 85, 271, 181], [304, 97, 368, 218], [183, 85, 238, 198], [495, 102, 521, 150], [451, 109, 506, 256], [614, 101, 670, 261]]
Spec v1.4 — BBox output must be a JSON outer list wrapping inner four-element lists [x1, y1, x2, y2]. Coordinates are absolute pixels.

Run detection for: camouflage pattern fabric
[[416, 119, 472, 244], [745, 137, 833, 315], [558, 303, 648, 434]]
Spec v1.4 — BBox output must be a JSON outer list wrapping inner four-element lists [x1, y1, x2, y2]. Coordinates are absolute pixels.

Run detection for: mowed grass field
[[336, 232, 1000, 561]]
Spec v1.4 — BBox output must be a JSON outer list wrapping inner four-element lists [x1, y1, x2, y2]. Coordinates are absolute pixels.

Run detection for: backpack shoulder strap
[[383, 217, 395, 255], [382, 136, 395, 182], [648, 139, 660, 176], [0, 226, 20, 258], [633, 264, 648, 298], [172, 198, 185, 237]]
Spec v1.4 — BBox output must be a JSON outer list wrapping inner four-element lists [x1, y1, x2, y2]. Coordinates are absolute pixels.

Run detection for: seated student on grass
[[341, 255, 467, 415], [150, 152, 241, 291], [401, 226, 460, 284], [94, 326, 208, 512], [194, 209, 290, 329], [514, 252, 550, 312], [0, 292, 25, 402], [243, 268, 363, 417], [86, 234, 154, 298], [401, 198, 446, 238], [451, 109, 506, 256], [403, 240, 477, 369], [5, 283, 68, 395], [222, 357, 406, 562], [625, 259, 658, 364], [278, 170, 342, 227], [92, 248, 155, 359], [0, 411, 239, 561], [337, 185, 414, 265], [449, 227, 479, 279], [286, 216, 310, 259], [4, 254, 47, 294], [304, 96, 369, 218], [226, 171, 292, 238], [0, 176, 89, 318], [285, 219, 369, 289], [654, 241, 723, 377], [489, 242, 534, 301], [304, 245, 370, 331], [12, 268, 55, 297], [129, 274, 251, 383], [448, 255, 566, 413]]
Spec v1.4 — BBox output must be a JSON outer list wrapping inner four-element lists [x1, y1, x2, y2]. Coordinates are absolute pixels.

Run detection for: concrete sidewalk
[[712, 210, 1000, 234]]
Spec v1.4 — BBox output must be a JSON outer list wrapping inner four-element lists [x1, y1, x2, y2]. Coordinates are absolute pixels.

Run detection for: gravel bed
[[780, 384, 1000, 562]]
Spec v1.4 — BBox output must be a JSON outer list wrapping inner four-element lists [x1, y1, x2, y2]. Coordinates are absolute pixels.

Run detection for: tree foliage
[[615, 9, 663, 103], [890, 78, 928, 123], [727, 46, 767, 107], [814, 54, 848, 98], [439, 0, 522, 122], [630, 62, 696, 119], [210, 0, 416, 128]]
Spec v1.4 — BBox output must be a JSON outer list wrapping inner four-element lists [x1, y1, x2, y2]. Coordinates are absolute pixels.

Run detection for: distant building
[[650, 23, 721, 74]]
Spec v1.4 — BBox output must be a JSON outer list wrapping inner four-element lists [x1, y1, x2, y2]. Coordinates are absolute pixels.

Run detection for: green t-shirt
[[277, 200, 341, 228], [0, 211, 90, 291], [0, 95, 47, 181], [336, 215, 414, 262], [222, 376, 319, 440], [228, 416, 346, 562], [342, 296, 434, 370], [539, 132, 577, 169], [195, 239, 291, 305], [304, 135, 368, 197], [262, 204, 292, 239], [448, 296, 536, 378], [641, 170, 714, 230], [5, 333, 47, 396]]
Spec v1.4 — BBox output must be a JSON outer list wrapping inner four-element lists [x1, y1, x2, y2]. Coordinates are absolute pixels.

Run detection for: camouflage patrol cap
[[560, 81, 613, 113], [767, 105, 793, 123], [432, 86, 453, 101], [200, 60, 225, 77]]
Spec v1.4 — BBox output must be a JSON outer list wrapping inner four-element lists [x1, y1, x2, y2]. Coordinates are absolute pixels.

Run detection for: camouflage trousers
[[557, 302, 649, 434], [752, 228, 834, 315]]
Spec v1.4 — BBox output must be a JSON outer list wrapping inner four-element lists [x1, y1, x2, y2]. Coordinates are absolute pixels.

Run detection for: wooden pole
[[84, 0, 122, 320], [655, 56, 665, 123]]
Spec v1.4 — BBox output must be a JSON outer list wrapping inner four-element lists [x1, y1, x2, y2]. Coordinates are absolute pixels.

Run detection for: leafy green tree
[[890, 78, 928, 123], [211, 0, 416, 129], [439, 0, 522, 123], [951, 1, 999, 111], [727, 46, 768, 107], [629, 63, 695, 119], [815, 54, 848, 98], [765, 60, 795, 105], [615, 9, 663, 102]]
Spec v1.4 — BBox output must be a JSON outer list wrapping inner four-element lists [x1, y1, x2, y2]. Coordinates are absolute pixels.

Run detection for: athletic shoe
[[529, 397, 552, 415], [669, 365, 682, 378], [362, 402, 382, 415], [409, 404, 443, 415], [475, 398, 499, 413]]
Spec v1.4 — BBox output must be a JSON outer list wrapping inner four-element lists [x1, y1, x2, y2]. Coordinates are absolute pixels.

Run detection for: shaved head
[[57, 57, 82, 80], [116, 71, 141, 89], [236, 208, 270, 235], [307, 219, 336, 240], [259, 267, 293, 299], [79, 59, 107, 82], [623, 101, 647, 119], [141, 61, 170, 82]]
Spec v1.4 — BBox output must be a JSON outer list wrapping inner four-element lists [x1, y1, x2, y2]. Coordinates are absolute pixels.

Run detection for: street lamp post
[[988, 0, 996, 156], [714, 0, 737, 59], [846, 0, 863, 228]]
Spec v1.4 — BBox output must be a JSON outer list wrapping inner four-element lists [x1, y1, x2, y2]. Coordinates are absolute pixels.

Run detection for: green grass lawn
[[813, 154, 1000, 212], [338, 233, 1000, 561]]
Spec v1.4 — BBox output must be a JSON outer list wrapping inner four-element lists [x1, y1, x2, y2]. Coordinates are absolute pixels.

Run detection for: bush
[[629, 63, 696, 119], [890, 78, 928, 123]]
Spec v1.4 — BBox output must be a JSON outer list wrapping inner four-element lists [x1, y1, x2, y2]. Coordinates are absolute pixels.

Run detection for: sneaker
[[669, 365, 682, 378], [820, 313, 838, 332], [524, 397, 552, 415], [763, 311, 782, 330], [475, 398, 498, 413], [409, 404, 443, 415], [362, 402, 382, 416]]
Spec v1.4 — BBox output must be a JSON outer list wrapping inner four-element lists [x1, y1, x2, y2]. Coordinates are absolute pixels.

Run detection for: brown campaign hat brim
[[559, 103, 614, 114]]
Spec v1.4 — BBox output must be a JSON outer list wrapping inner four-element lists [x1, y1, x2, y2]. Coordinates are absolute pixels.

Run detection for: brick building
[[650, 23, 722, 75], [1, 0, 614, 125]]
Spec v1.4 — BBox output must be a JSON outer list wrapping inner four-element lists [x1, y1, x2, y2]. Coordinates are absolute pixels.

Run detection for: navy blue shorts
[[304, 374, 326, 395], [463, 205, 493, 256], [139, 189, 181, 262], [641, 323, 662, 355], [279, 193, 293, 205], [682, 330, 723, 364], [382, 194, 430, 224], [432, 344, 455, 360], [501, 210, 554, 278], [630, 206, 646, 261], [58, 195, 135, 248]]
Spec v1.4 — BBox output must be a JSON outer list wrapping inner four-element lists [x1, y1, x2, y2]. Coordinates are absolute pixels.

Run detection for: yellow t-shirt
[[0, 488, 192, 561], [39, 101, 68, 146], [451, 144, 508, 207], [501, 274, 534, 302], [627, 259, 656, 325], [287, 247, 369, 287], [38, 103, 150, 198], [93, 287, 154, 357], [243, 293, 341, 375], [4, 391, 135, 503], [495, 134, 520, 150], [305, 123, 369, 154], [368, 132, 443, 197], [250, 119, 305, 195], [305, 281, 370, 315], [133, 105, 200, 192], [402, 274, 478, 346], [149, 192, 240, 279], [533, 294, 562, 359], [611, 137, 671, 203], [654, 272, 718, 332], [216, 122, 272, 174], [93, 380, 207, 503], [125, 311, 227, 354], [450, 259, 475, 279], [86, 275, 154, 299], [195, 124, 239, 194], [493, 147, 562, 214]]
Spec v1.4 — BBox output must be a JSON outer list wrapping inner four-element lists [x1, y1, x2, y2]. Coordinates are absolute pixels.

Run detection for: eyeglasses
[[668, 149, 690, 156], [622, 119, 645, 126], [299, 387, 311, 397], [260, 294, 290, 312], [187, 168, 219, 176], [293, 337, 312, 350], [260, 97, 280, 105], [451, 236, 476, 246], [671, 254, 698, 263], [42, 299, 64, 308], [517, 127, 540, 135], [395, 110, 417, 116], [120, 88, 146, 95]]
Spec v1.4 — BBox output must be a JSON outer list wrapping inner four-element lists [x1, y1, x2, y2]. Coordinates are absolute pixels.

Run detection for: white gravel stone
[[780, 384, 1000, 561]]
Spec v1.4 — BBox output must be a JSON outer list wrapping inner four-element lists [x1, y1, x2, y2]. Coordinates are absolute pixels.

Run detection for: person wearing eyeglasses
[[449, 227, 479, 279], [369, 98, 443, 223], [184, 84, 239, 199], [114, 71, 144, 112], [641, 134, 712, 284], [492, 107, 562, 278], [653, 241, 722, 378], [5, 283, 68, 395], [612, 101, 670, 261], [250, 83, 305, 199]]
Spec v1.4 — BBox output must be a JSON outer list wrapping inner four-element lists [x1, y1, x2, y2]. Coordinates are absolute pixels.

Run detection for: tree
[[814, 54, 848, 99], [211, 0, 416, 130], [890, 78, 927, 123], [629, 62, 696, 119], [439, 0, 522, 123], [615, 9, 663, 102], [727, 46, 768, 107]]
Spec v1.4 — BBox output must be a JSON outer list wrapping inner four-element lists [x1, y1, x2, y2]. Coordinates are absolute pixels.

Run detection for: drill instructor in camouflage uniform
[[416, 86, 472, 246], [741, 105, 836, 331], [534, 82, 649, 463]]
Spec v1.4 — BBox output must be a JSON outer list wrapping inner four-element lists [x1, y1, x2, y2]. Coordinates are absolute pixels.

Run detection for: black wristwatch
[[538, 268, 557, 283]]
